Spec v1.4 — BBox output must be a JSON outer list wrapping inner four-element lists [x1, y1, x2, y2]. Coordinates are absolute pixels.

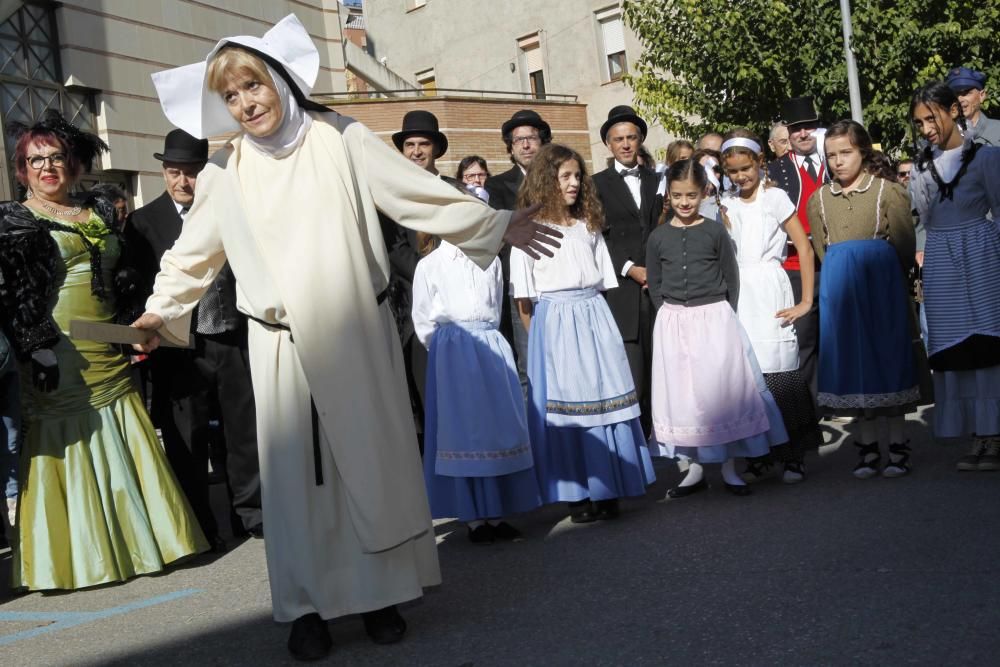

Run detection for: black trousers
[[150, 328, 261, 537], [785, 269, 820, 410], [622, 295, 654, 435]]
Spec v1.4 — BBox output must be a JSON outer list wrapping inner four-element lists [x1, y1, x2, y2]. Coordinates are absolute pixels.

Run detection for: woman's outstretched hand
[[130, 312, 164, 353], [504, 204, 562, 259]]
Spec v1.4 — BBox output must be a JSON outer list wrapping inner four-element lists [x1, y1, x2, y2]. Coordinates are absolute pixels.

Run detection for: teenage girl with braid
[[909, 81, 1000, 471]]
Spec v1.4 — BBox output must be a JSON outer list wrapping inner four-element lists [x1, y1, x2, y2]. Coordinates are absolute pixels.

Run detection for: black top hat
[[600, 105, 648, 143], [392, 110, 448, 158], [781, 97, 819, 126], [501, 109, 551, 139], [154, 129, 209, 163]]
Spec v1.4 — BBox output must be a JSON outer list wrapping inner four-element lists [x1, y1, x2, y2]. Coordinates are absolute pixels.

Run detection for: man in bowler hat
[[125, 129, 262, 550], [767, 96, 829, 409], [946, 66, 1000, 147], [380, 110, 463, 447], [485, 109, 553, 389], [592, 105, 661, 434]]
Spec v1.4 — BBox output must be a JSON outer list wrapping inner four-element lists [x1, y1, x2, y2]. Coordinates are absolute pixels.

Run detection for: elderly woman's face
[[221, 70, 282, 138], [24, 138, 74, 201]]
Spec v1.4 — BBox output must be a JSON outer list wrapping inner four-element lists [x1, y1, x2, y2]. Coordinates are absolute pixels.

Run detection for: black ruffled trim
[[0, 202, 61, 356]]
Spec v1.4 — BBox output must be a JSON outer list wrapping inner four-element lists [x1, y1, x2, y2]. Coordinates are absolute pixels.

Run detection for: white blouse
[[509, 220, 619, 299], [411, 240, 504, 348], [720, 186, 796, 266]]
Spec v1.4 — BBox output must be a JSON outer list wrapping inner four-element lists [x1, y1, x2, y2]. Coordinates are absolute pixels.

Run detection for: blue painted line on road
[[0, 588, 203, 646]]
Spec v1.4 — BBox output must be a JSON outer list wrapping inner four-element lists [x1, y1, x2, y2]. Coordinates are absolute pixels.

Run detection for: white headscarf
[[151, 14, 319, 141], [242, 64, 312, 159]]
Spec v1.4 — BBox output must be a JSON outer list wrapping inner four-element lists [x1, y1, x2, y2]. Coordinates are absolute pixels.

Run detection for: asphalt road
[[2, 409, 1000, 666]]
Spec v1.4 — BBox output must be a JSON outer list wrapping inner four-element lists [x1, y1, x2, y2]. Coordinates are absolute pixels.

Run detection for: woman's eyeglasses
[[27, 153, 67, 170]]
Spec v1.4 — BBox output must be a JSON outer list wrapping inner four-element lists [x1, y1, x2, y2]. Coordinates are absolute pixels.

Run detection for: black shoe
[[247, 523, 264, 539], [666, 478, 707, 498], [568, 499, 596, 523], [287, 613, 332, 661], [724, 482, 753, 496], [593, 498, 620, 520], [362, 605, 407, 645], [467, 523, 495, 544], [491, 521, 523, 541], [207, 534, 227, 554]]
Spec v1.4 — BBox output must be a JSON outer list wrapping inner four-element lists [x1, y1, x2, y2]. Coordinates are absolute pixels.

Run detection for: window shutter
[[601, 17, 625, 55], [524, 46, 543, 73]]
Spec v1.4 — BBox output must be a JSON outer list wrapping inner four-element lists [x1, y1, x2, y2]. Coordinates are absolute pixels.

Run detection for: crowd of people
[[0, 13, 998, 663]]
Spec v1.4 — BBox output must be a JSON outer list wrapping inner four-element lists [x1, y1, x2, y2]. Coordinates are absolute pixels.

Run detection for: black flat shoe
[[568, 499, 596, 523], [666, 478, 707, 498], [724, 482, 753, 496], [362, 605, 407, 645], [247, 523, 264, 539], [491, 521, 524, 541], [593, 498, 620, 520], [207, 534, 227, 554], [467, 523, 495, 544], [287, 613, 332, 661]]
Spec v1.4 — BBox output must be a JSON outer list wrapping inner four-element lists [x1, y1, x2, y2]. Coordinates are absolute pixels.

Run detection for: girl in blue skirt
[[807, 120, 924, 478], [510, 143, 655, 523], [413, 233, 541, 544], [909, 82, 1000, 471]]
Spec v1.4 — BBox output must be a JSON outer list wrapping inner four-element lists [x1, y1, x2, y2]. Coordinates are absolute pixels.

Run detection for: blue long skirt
[[527, 290, 655, 504], [817, 240, 920, 414], [423, 322, 541, 522]]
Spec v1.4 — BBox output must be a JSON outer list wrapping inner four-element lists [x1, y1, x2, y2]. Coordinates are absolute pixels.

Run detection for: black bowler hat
[[153, 129, 209, 163], [501, 109, 551, 139], [600, 105, 648, 143], [781, 97, 819, 126], [392, 110, 448, 157]]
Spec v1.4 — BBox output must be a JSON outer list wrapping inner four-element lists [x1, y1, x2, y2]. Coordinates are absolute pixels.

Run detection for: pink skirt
[[650, 301, 787, 460]]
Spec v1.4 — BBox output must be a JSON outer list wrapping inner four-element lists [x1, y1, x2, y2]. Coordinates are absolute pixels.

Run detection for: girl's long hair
[[516, 143, 604, 233], [909, 81, 968, 173]]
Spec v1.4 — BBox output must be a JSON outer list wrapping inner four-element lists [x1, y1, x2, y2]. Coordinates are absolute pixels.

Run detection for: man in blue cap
[[946, 66, 1000, 147]]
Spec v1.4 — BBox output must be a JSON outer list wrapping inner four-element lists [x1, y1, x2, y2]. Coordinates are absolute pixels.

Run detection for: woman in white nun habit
[[131, 15, 559, 662]]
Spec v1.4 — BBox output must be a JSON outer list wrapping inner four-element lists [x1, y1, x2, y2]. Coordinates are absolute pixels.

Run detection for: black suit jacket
[[593, 165, 661, 341], [124, 192, 242, 333], [485, 165, 524, 212]]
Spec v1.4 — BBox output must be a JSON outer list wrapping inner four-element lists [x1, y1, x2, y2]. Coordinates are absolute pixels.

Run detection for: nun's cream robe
[[146, 112, 510, 621]]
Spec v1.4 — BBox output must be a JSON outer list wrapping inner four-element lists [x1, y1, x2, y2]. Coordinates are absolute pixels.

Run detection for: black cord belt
[[240, 287, 388, 486]]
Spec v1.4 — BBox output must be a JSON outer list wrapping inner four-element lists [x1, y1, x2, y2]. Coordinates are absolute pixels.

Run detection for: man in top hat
[[380, 110, 462, 445], [767, 96, 829, 408], [946, 66, 1000, 147], [485, 109, 553, 389], [592, 105, 661, 434], [125, 129, 262, 550]]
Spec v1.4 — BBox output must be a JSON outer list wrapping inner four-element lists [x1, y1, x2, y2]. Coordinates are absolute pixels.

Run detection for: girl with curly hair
[[510, 144, 655, 523]]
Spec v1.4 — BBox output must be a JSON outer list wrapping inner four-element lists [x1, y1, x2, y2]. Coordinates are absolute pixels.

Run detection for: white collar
[[151, 14, 319, 139], [615, 160, 640, 174]]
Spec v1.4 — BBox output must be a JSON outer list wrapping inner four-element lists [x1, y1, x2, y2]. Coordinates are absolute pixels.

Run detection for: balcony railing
[[313, 87, 578, 103]]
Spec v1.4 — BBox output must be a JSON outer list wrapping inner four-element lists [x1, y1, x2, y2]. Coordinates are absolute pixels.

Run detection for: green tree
[[623, 0, 1000, 153]]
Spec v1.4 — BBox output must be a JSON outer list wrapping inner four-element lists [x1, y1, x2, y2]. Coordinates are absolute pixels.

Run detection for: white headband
[[720, 137, 762, 155], [151, 14, 319, 139]]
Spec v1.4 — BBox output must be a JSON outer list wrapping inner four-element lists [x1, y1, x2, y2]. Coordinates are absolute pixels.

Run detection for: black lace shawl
[[0, 193, 140, 357]]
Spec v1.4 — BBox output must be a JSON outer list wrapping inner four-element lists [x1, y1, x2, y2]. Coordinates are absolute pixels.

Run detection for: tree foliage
[[623, 0, 1000, 153]]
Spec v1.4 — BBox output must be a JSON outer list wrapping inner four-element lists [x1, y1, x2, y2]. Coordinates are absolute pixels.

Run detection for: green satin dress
[[13, 209, 207, 591]]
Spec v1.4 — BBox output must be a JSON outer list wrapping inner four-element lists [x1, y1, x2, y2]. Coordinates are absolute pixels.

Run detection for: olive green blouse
[[806, 174, 916, 274]]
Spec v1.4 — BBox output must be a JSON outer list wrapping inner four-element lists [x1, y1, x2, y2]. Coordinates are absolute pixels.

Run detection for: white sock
[[860, 417, 878, 444], [888, 416, 906, 444], [721, 459, 745, 486], [467, 520, 486, 529], [676, 457, 691, 473], [678, 461, 704, 487]]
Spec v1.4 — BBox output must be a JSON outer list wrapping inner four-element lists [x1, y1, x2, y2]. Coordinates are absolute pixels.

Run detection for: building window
[[597, 10, 627, 82], [416, 68, 436, 96], [518, 34, 546, 101], [0, 2, 96, 197]]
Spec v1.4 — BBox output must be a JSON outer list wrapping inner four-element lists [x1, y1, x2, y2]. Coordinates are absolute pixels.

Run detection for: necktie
[[180, 205, 190, 216], [804, 155, 818, 181]]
